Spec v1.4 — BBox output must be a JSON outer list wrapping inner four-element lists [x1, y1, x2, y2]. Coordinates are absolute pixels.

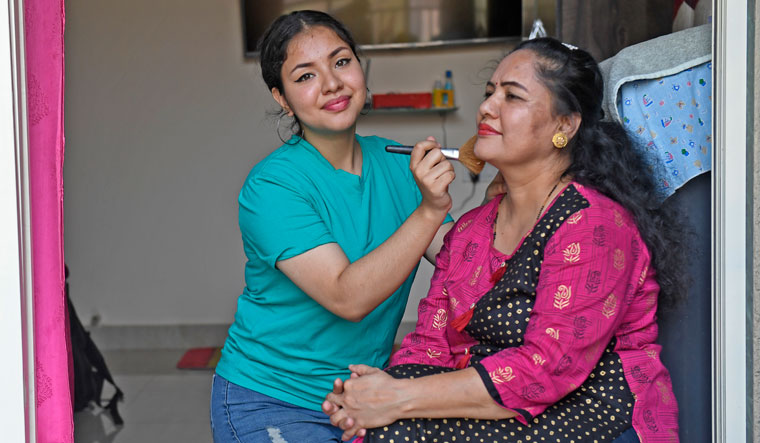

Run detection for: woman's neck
[[303, 127, 362, 175], [501, 155, 569, 213], [493, 164, 569, 254]]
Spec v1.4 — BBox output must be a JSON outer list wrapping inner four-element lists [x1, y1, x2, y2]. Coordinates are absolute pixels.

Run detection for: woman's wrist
[[394, 377, 423, 418], [416, 203, 449, 226]]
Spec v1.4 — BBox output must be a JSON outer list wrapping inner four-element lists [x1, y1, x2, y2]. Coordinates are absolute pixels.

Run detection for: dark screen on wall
[[242, 0, 521, 57]]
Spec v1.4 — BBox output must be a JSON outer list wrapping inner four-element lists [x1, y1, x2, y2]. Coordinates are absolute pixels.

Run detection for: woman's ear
[[559, 113, 582, 140], [271, 88, 293, 116]]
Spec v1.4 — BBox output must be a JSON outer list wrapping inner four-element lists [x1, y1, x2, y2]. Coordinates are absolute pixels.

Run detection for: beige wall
[[64, 0, 508, 326]]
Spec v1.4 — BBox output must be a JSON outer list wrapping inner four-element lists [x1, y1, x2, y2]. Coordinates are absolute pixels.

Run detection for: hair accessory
[[528, 19, 547, 39], [552, 132, 569, 149], [562, 42, 578, 51]]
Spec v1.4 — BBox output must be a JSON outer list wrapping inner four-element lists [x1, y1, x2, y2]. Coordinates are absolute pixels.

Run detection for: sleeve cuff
[[471, 362, 533, 425]]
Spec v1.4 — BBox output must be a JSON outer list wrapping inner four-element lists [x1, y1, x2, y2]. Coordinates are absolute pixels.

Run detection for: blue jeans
[[612, 427, 641, 443], [211, 373, 639, 443], [210, 373, 348, 443]]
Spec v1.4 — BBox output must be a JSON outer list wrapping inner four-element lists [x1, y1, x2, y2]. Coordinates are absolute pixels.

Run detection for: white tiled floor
[[74, 349, 214, 443]]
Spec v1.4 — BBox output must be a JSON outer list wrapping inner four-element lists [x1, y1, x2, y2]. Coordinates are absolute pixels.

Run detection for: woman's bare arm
[[324, 364, 516, 440], [277, 140, 455, 322]]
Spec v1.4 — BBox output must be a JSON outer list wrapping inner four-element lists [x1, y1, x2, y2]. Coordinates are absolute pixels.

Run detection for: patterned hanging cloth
[[25, 0, 73, 441]]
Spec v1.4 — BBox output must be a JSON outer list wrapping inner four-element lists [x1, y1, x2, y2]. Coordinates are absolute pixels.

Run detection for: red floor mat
[[176, 347, 221, 369]]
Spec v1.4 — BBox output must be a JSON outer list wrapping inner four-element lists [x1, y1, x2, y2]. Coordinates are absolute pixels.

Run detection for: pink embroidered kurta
[[390, 182, 678, 442]]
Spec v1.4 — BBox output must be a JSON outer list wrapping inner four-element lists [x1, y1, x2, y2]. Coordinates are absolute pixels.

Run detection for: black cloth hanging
[[66, 266, 124, 425]]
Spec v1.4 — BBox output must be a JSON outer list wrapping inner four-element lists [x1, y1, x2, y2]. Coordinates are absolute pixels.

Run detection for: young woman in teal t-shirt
[[210, 10, 460, 442]]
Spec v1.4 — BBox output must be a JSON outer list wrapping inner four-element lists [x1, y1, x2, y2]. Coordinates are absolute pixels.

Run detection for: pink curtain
[[25, 0, 72, 442]]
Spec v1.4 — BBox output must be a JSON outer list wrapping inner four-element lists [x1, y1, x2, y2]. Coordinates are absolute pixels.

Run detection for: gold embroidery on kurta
[[432, 309, 447, 330], [567, 212, 583, 224], [426, 348, 441, 359], [613, 249, 625, 270], [490, 366, 516, 384], [614, 209, 624, 227], [546, 328, 560, 340], [602, 293, 617, 319], [646, 349, 657, 359], [639, 265, 648, 286], [553, 285, 572, 310], [469, 265, 482, 286], [532, 354, 546, 366], [563, 242, 581, 263], [585, 342, 600, 362], [457, 219, 473, 232], [656, 381, 671, 404]]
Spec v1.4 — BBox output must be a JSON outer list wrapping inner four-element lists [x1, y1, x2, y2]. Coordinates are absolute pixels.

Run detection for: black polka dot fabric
[[363, 186, 636, 443], [371, 343, 634, 442]]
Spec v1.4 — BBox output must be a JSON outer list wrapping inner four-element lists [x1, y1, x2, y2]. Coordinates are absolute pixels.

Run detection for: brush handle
[[385, 145, 460, 160], [385, 145, 415, 155]]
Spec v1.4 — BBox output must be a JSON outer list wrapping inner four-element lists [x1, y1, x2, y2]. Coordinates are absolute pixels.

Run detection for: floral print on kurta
[[388, 183, 678, 442]]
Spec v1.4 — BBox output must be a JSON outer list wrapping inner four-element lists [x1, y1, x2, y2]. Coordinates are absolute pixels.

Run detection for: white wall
[[64, 0, 508, 326]]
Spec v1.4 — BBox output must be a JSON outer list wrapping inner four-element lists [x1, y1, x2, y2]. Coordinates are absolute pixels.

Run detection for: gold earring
[[552, 132, 568, 149]]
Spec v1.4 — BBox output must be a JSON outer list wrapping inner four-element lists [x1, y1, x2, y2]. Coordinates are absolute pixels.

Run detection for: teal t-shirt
[[216, 134, 451, 411]]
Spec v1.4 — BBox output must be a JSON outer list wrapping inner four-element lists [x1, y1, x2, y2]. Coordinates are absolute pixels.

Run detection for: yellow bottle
[[432, 79, 444, 108]]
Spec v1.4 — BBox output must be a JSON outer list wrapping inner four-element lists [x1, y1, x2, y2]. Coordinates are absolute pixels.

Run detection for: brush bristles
[[458, 135, 485, 175]]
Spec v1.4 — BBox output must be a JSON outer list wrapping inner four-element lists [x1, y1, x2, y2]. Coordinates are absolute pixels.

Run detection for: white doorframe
[[0, 0, 34, 441], [713, 0, 752, 442], [0, 1, 754, 442]]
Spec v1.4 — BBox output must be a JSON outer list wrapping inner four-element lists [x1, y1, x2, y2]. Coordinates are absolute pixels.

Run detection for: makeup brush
[[385, 135, 485, 175]]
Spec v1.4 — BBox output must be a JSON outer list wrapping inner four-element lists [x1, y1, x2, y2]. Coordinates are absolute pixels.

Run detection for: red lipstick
[[478, 123, 502, 135]]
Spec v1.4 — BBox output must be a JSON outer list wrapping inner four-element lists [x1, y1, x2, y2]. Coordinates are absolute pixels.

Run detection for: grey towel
[[599, 24, 711, 123]]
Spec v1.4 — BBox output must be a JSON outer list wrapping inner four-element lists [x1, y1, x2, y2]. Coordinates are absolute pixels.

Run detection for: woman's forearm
[[424, 221, 453, 264], [335, 205, 449, 319], [395, 368, 517, 420], [325, 365, 514, 437], [278, 205, 448, 322]]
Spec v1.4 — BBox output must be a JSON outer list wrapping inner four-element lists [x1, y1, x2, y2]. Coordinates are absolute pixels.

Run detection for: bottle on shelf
[[442, 70, 455, 108], [432, 78, 444, 108]]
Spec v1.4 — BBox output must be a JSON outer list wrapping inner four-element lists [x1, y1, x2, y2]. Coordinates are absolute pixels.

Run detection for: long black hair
[[256, 10, 361, 137], [512, 38, 689, 309]]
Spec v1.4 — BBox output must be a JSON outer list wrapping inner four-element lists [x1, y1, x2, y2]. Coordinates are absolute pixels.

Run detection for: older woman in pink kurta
[[383, 183, 677, 442], [323, 37, 685, 443]]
